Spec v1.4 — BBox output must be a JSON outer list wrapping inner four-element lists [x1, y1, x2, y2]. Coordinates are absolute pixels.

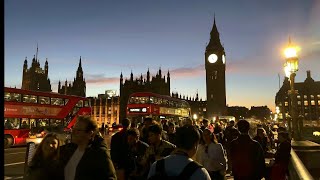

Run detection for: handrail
[[289, 148, 314, 180]]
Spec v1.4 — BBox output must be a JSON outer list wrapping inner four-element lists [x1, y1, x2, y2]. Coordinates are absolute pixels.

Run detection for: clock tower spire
[[205, 16, 227, 119]]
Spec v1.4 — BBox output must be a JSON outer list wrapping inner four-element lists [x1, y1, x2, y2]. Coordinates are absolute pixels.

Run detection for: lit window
[[285, 102, 288, 106], [304, 101, 308, 106], [318, 100, 320, 106], [298, 101, 301, 105], [22, 94, 37, 103], [304, 95, 307, 99], [51, 98, 64, 106], [39, 96, 50, 104], [311, 100, 315, 106], [311, 95, 314, 99], [297, 95, 301, 99], [317, 95, 320, 98]]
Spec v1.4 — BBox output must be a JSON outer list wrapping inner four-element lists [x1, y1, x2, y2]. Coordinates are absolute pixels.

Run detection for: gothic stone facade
[[275, 71, 320, 121], [58, 57, 86, 97], [22, 56, 52, 92]]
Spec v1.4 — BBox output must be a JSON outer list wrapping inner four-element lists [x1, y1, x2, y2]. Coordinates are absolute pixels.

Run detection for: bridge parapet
[[289, 140, 320, 179]]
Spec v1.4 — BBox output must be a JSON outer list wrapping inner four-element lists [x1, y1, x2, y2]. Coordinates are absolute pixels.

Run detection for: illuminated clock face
[[208, 54, 218, 63], [222, 55, 226, 64]]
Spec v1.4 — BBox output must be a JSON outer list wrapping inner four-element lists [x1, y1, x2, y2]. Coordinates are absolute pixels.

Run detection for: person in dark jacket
[[230, 120, 266, 180], [223, 120, 240, 174], [126, 128, 149, 180], [254, 128, 270, 155], [267, 131, 291, 180], [60, 116, 116, 180], [167, 122, 177, 145], [24, 133, 63, 180], [110, 118, 131, 169]]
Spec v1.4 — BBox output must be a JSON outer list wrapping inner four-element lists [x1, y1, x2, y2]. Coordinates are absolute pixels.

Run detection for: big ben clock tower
[[205, 17, 227, 119]]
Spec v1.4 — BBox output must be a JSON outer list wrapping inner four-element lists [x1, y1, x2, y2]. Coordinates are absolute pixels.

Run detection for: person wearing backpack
[[147, 125, 211, 180]]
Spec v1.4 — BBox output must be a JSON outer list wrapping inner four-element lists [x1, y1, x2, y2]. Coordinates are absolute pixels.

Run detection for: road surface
[[5, 146, 26, 180]]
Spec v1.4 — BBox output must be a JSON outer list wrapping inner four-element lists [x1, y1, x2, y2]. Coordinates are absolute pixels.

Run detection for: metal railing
[[288, 148, 314, 180]]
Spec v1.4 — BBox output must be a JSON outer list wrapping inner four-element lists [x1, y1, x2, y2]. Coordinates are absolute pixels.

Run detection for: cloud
[[85, 73, 119, 84], [170, 65, 205, 78], [51, 73, 119, 86], [86, 77, 119, 84]]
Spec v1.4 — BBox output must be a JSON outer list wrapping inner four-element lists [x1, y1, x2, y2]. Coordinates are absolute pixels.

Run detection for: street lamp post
[[283, 38, 301, 140]]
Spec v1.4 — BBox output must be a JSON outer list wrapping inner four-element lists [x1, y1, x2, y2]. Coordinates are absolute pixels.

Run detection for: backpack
[[148, 158, 202, 180]]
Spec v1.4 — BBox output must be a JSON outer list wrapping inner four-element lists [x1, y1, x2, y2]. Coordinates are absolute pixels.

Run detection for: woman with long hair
[[24, 133, 63, 180], [196, 128, 227, 180]]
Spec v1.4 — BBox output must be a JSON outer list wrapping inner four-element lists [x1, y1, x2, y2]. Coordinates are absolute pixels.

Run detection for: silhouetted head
[[143, 117, 154, 127], [202, 119, 209, 127], [278, 131, 290, 143], [237, 120, 250, 134], [184, 118, 194, 126], [122, 118, 131, 129], [175, 125, 200, 157], [229, 120, 235, 126], [127, 128, 140, 145], [148, 124, 163, 145]]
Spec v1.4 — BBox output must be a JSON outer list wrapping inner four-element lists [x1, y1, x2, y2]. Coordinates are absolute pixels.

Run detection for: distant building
[[119, 68, 170, 122], [88, 96, 120, 128], [58, 57, 86, 97], [171, 92, 207, 122], [21, 47, 52, 92], [248, 106, 272, 121], [227, 106, 249, 120], [275, 71, 320, 121]]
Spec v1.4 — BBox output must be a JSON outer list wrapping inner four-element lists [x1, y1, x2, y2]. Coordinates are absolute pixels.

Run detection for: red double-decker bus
[[4, 87, 91, 148], [126, 92, 191, 124]]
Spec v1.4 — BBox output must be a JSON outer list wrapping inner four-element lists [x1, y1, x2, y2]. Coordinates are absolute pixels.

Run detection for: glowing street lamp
[[283, 37, 301, 140], [193, 114, 198, 120]]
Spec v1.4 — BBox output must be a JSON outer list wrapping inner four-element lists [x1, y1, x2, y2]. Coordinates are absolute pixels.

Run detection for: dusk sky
[[5, 0, 320, 111]]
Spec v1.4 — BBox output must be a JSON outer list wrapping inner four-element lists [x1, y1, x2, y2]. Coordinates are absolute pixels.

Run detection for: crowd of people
[[24, 115, 292, 180]]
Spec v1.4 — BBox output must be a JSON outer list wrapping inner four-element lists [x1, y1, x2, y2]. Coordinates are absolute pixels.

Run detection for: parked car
[[107, 124, 123, 135]]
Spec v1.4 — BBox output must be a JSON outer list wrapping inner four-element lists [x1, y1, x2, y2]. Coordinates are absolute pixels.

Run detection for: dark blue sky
[[5, 0, 320, 110]]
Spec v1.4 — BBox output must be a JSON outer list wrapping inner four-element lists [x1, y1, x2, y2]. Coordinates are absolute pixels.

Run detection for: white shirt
[[196, 143, 227, 172], [64, 147, 85, 180]]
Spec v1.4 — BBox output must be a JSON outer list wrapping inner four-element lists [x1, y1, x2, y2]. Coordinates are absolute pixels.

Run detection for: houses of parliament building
[[21, 49, 86, 97]]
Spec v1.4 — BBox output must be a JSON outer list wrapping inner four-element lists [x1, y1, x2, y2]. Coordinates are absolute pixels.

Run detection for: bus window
[[149, 96, 154, 103], [84, 100, 90, 107], [76, 100, 83, 107], [30, 119, 36, 128], [38, 119, 49, 127], [39, 96, 50, 105], [4, 92, 21, 102], [4, 92, 11, 101], [162, 99, 168, 106], [64, 98, 69, 105], [129, 97, 137, 104], [23, 94, 38, 103], [50, 119, 64, 132], [21, 118, 30, 129], [4, 118, 20, 129], [13, 93, 21, 102], [138, 97, 148, 104], [51, 98, 64, 106]]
